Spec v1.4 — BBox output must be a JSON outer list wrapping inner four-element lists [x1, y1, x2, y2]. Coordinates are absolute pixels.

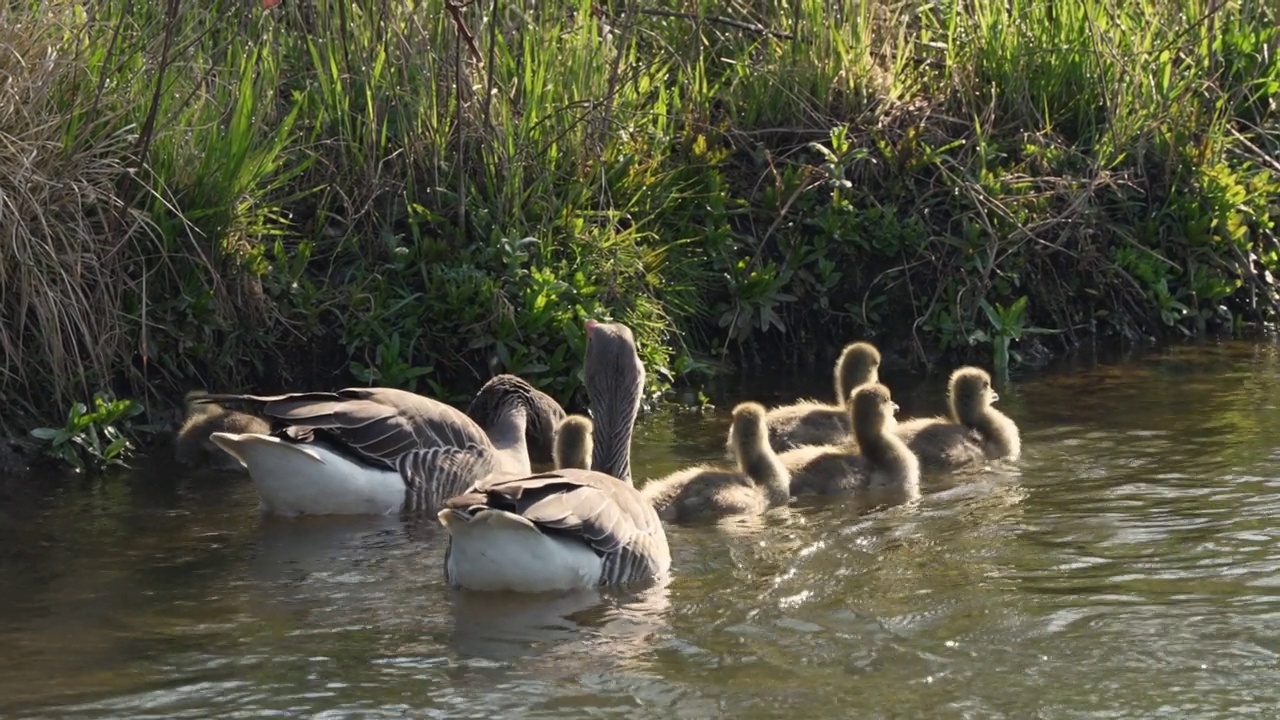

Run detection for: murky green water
[[3, 340, 1280, 718]]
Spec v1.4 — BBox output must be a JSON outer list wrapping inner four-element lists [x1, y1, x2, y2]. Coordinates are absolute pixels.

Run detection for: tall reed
[[1, 0, 1276, 430]]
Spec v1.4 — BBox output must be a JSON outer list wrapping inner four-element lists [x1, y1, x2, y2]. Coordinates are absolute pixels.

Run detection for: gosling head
[[948, 367, 998, 427], [835, 342, 882, 402], [850, 382, 899, 441], [728, 401, 768, 455], [553, 414, 594, 470]]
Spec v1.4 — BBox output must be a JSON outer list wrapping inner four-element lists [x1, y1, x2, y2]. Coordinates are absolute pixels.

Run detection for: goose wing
[[445, 468, 670, 584], [197, 387, 492, 471], [398, 442, 499, 514]]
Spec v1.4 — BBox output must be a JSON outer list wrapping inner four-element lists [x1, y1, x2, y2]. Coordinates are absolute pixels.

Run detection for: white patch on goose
[[439, 508, 603, 592], [209, 432, 404, 516]]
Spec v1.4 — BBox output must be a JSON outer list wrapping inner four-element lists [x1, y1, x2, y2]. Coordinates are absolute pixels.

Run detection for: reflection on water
[[3, 340, 1280, 718]]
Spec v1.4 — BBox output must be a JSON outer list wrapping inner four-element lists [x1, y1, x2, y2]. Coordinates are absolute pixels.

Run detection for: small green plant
[[29, 396, 148, 472], [972, 296, 1058, 379], [717, 258, 796, 344]]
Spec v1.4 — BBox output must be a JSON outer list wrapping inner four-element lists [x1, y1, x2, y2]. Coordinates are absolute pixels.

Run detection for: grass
[[1, 0, 1277, 440]]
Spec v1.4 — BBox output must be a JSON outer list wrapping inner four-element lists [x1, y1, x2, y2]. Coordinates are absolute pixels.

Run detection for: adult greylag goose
[[641, 402, 791, 523], [894, 366, 1021, 472], [780, 383, 920, 508], [728, 341, 881, 455], [552, 415, 593, 470], [198, 375, 548, 516], [467, 375, 566, 471], [174, 391, 270, 472], [437, 320, 671, 592]]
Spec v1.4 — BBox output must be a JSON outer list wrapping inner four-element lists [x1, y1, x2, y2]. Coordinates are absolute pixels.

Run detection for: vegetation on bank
[[1, 0, 1277, 464]]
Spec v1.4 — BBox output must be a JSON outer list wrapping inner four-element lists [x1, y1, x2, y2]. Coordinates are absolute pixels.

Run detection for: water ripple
[[4, 340, 1280, 717]]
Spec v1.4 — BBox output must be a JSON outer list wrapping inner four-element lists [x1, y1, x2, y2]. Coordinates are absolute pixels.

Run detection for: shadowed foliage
[[1, 0, 1277, 450]]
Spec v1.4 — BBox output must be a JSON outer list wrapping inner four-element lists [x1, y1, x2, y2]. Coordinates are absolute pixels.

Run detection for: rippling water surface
[[3, 340, 1280, 718]]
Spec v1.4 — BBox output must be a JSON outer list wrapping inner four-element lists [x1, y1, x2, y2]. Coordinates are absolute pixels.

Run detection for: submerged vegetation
[[0, 0, 1277, 446]]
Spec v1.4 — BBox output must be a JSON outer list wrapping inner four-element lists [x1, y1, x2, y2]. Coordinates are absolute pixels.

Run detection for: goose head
[[553, 415, 593, 470], [584, 320, 645, 483], [467, 374, 566, 470], [948, 367, 997, 427], [850, 382, 899, 444], [834, 342, 882, 404]]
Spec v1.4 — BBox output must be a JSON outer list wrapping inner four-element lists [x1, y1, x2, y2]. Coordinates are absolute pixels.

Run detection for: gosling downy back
[[895, 366, 1020, 472], [743, 341, 883, 455], [641, 401, 790, 523], [781, 382, 920, 509]]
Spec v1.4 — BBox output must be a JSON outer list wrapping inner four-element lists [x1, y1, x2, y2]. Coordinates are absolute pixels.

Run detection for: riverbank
[[1, 0, 1276, 465]]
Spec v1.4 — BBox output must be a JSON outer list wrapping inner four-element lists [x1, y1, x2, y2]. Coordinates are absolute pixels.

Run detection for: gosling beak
[[990, 391, 1000, 403], [891, 402, 900, 414]]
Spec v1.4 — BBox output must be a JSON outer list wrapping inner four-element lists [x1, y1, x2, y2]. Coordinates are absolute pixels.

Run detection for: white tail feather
[[440, 508, 603, 592], [209, 432, 404, 516]]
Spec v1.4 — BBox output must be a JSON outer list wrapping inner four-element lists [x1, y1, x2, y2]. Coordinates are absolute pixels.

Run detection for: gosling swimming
[[733, 341, 881, 455], [894, 366, 1020, 472], [779, 383, 920, 509], [642, 402, 791, 523]]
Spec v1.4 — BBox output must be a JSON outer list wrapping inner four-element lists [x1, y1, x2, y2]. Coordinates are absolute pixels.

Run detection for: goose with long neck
[[437, 320, 671, 593], [174, 391, 271, 473], [894, 366, 1020, 472], [779, 383, 921, 509], [197, 374, 558, 516], [728, 341, 882, 456], [642, 401, 791, 523], [553, 415, 593, 470], [467, 375, 566, 472]]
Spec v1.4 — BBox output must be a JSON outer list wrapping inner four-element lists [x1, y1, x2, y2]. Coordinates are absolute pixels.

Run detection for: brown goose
[[552, 415, 593, 470], [467, 375, 566, 471], [437, 320, 671, 592], [641, 402, 791, 522], [198, 375, 552, 516], [780, 383, 920, 508], [895, 366, 1020, 472], [174, 391, 270, 472], [728, 341, 882, 455]]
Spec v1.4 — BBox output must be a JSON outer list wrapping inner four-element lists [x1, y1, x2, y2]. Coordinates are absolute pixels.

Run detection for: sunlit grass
[[1, 0, 1276, 428]]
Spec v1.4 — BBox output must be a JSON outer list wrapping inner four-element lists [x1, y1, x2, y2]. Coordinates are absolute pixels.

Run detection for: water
[[3, 340, 1280, 718]]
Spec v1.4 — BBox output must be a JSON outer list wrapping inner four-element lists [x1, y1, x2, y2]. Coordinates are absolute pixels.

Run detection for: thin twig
[[445, 0, 484, 65]]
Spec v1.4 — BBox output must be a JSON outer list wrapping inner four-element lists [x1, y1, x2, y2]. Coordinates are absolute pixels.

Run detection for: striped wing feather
[[197, 387, 492, 471], [447, 469, 664, 562]]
